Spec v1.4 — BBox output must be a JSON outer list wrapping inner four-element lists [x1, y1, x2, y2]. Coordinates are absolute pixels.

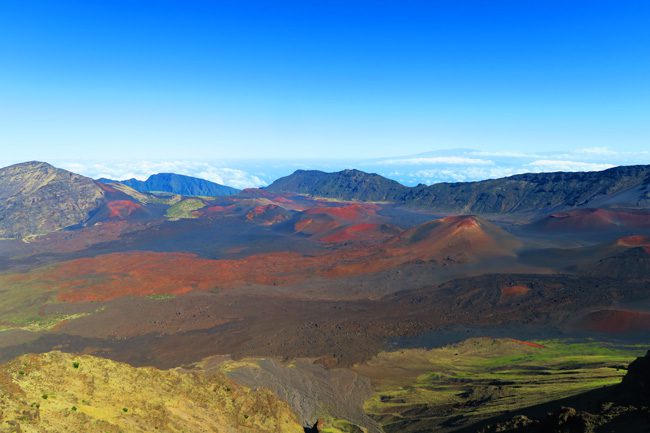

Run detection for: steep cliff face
[[0, 162, 105, 239], [267, 165, 650, 214], [404, 164, 650, 213]]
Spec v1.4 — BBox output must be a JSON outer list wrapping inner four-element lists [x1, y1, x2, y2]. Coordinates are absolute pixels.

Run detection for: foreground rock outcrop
[[0, 351, 303, 433]]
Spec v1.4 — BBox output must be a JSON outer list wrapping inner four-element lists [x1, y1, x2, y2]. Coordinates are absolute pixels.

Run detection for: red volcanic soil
[[204, 205, 227, 213], [500, 285, 530, 299], [271, 195, 299, 205], [251, 193, 296, 206], [320, 223, 381, 243], [294, 204, 381, 238], [577, 309, 650, 334], [95, 183, 150, 220], [238, 189, 308, 210], [32, 251, 315, 302], [617, 235, 650, 252], [533, 208, 650, 232], [246, 204, 273, 219], [511, 339, 546, 349], [202, 204, 237, 215], [40, 247, 386, 302], [245, 204, 292, 226], [106, 200, 143, 219], [325, 215, 521, 276], [397, 215, 483, 245], [304, 203, 379, 221], [389, 215, 520, 261], [294, 216, 340, 237], [9, 216, 523, 303]]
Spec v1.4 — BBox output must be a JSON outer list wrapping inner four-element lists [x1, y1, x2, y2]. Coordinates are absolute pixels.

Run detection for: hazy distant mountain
[[100, 173, 240, 197], [0, 161, 104, 238], [265, 169, 406, 202], [267, 165, 650, 214]]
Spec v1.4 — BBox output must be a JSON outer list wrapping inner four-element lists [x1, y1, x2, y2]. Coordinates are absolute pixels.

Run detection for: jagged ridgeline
[[2, 161, 649, 239], [267, 165, 650, 213], [99, 172, 240, 197]]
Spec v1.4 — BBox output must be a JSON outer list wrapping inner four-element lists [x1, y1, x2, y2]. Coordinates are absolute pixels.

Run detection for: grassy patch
[[0, 312, 96, 332], [321, 418, 367, 433], [0, 278, 56, 328], [145, 294, 176, 301], [355, 338, 646, 433], [0, 275, 103, 331], [165, 198, 206, 220]]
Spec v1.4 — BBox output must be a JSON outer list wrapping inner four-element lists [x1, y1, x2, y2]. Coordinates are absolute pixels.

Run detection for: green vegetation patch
[[146, 294, 176, 301], [0, 274, 104, 332], [165, 198, 207, 220], [0, 278, 56, 329], [1, 312, 95, 332], [320, 418, 367, 433], [356, 337, 646, 433]]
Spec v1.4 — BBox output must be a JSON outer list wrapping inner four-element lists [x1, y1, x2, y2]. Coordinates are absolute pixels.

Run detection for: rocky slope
[[266, 169, 406, 202], [578, 246, 650, 279], [0, 351, 303, 433], [405, 164, 650, 214], [267, 165, 650, 214], [0, 162, 105, 239], [102, 172, 240, 196]]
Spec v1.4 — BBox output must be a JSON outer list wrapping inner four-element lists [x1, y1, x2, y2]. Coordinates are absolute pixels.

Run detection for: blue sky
[[0, 1, 649, 185]]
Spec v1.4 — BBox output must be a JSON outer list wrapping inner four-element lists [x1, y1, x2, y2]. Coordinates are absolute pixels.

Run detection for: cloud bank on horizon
[[3, 146, 646, 190], [366, 147, 641, 185], [58, 161, 267, 190]]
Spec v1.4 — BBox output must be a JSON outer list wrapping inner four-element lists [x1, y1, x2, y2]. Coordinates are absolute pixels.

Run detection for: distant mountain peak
[[266, 168, 405, 202], [100, 172, 240, 197], [0, 161, 105, 238]]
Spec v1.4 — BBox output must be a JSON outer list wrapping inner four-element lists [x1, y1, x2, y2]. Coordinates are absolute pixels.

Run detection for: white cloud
[[409, 166, 524, 184], [9, 145, 645, 192], [195, 168, 266, 189], [526, 159, 614, 172], [375, 156, 494, 166], [57, 160, 268, 189], [467, 150, 541, 159], [572, 147, 618, 155]]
